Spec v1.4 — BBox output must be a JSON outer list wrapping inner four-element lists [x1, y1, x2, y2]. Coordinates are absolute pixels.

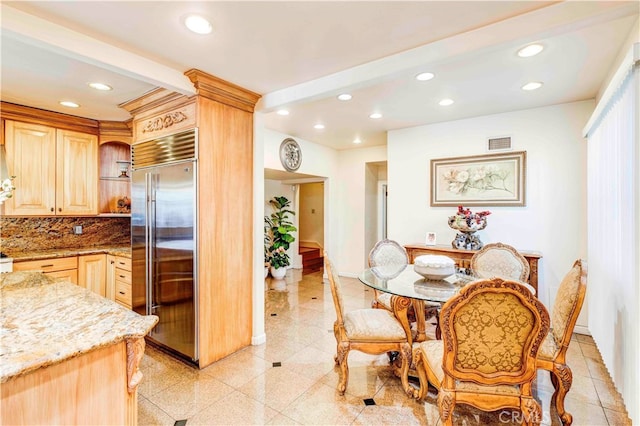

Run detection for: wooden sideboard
[[404, 244, 542, 294]]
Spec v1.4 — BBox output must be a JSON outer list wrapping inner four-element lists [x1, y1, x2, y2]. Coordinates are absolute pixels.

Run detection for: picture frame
[[430, 151, 526, 207], [425, 232, 437, 246]]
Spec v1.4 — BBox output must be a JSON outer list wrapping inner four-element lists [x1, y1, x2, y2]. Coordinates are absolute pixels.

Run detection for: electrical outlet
[[73, 225, 83, 235]]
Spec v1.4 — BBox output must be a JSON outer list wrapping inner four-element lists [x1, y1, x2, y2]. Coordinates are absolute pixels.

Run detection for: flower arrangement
[[443, 164, 512, 195], [0, 177, 16, 204], [448, 205, 491, 233]]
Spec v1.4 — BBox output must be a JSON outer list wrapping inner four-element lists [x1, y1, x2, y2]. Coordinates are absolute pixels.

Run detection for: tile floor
[[138, 269, 631, 425]]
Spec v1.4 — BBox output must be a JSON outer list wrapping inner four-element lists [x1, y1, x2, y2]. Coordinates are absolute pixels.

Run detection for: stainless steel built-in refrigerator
[[131, 129, 198, 362]]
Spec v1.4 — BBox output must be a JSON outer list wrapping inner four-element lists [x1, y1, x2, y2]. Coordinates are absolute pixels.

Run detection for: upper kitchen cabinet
[[4, 120, 98, 216]]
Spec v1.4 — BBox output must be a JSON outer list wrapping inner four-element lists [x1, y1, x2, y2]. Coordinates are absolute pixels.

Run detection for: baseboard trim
[[252, 333, 267, 345], [338, 272, 359, 279], [573, 325, 590, 335]]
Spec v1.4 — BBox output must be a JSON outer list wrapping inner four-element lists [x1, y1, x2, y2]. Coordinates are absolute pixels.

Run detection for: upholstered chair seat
[[343, 308, 407, 341]]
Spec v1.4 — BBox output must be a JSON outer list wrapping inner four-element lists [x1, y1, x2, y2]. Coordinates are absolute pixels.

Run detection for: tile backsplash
[[0, 217, 130, 254]]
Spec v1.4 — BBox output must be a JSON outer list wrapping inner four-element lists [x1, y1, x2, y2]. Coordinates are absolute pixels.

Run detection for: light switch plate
[[73, 225, 83, 235]]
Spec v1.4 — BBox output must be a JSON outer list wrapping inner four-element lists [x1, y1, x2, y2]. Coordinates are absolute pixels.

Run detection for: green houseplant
[[265, 196, 297, 278]]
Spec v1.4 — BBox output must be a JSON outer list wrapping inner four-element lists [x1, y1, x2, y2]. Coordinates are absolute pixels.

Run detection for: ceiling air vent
[[487, 136, 512, 152]]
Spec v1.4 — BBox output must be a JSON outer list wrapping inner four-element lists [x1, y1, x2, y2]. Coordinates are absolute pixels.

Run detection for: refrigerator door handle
[[145, 172, 154, 317]]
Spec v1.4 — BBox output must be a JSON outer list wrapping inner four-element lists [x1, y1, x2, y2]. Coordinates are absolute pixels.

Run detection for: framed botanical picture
[[425, 232, 437, 246], [430, 151, 526, 207]]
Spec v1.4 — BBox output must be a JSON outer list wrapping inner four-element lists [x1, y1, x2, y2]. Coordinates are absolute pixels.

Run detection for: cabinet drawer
[[115, 280, 132, 306], [115, 257, 131, 272], [114, 268, 132, 284], [47, 269, 78, 284], [14, 256, 78, 273]]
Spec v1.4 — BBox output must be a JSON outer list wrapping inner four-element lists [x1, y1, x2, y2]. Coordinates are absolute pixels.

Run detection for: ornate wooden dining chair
[[368, 239, 409, 311], [324, 253, 412, 395], [537, 259, 587, 426], [413, 278, 550, 426], [470, 242, 530, 282]]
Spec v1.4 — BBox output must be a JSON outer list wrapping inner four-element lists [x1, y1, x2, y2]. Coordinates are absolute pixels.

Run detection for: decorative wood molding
[[0, 102, 99, 135], [118, 88, 188, 117], [125, 337, 146, 394], [141, 111, 188, 133], [184, 69, 261, 113], [99, 120, 133, 145], [132, 103, 196, 142]]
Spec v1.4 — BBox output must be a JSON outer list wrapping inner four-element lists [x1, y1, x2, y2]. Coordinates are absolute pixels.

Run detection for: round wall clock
[[279, 138, 302, 172]]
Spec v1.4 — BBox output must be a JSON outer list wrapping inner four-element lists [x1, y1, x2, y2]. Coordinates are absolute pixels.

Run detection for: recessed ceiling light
[[59, 101, 79, 108], [88, 82, 112, 91], [369, 113, 382, 119], [184, 14, 212, 35], [276, 109, 289, 116], [517, 44, 544, 58], [314, 124, 325, 130], [415, 72, 435, 81], [337, 94, 352, 101], [353, 138, 362, 144], [439, 99, 454, 106], [522, 81, 543, 91]]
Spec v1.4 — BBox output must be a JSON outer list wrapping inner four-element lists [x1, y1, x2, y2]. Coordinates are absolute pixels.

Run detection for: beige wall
[[387, 100, 593, 332]]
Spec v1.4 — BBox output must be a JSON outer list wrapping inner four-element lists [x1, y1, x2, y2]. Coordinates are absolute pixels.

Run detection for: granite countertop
[[0, 271, 158, 383], [9, 245, 131, 262]]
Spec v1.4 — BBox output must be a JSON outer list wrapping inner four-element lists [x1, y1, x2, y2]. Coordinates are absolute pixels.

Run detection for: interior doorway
[[298, 182, 325, 273]]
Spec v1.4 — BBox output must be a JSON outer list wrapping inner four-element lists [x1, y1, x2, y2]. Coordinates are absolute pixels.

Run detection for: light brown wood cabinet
[[13, 256, 79, 284], [4, 120, 98, 216], [106, 254, 132, 308], [78, 254, 106, 297]]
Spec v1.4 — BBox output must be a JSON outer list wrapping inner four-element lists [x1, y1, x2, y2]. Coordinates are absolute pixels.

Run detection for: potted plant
[[265, 196, 297, 279]]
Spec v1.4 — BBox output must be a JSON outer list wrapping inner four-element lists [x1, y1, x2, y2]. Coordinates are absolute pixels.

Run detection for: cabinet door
[[78, 254, 106, 297], [4, 120, 56, 215], [106, 255, 116, 301], [56, 129, 98, 215]]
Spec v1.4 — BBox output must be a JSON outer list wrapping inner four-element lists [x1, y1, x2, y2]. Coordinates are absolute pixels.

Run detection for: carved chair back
[[368, 239, 409, 267], [470, 242, 530, 282], [550, 259, 587, 351], [440, 278, 550, 387]]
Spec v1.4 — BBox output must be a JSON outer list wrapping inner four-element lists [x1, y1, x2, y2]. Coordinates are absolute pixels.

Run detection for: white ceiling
[[1, 1, 638, 150]]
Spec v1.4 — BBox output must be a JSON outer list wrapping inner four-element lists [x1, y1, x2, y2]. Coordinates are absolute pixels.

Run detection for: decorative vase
[[448, 216, 487, 250], [270, 266, 287, 279]]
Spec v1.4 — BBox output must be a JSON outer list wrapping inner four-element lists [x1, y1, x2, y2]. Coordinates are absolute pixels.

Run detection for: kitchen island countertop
[[0, 271, 157, 383]]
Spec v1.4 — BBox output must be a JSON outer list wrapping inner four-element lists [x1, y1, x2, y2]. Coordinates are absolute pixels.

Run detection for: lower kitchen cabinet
[[78, 254, 106, 297], [13, 256, 78, 284], [106, 255, 132, 308]]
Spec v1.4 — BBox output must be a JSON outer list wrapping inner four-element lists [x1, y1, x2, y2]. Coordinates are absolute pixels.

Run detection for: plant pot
[[270, 266, 287, 279], [264, 267, 269, 279]]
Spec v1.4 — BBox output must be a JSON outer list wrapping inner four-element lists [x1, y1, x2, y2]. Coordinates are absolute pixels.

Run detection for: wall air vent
[[487, 136, 512, 152]]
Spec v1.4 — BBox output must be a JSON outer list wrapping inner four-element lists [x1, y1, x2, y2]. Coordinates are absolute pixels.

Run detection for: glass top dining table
[[359, 264, 536, 303]]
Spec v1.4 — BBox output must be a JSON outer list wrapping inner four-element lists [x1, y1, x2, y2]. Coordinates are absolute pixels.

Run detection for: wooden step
[[300, 246, 323, 271]]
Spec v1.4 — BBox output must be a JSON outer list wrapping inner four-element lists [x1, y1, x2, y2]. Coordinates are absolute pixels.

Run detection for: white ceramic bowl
[[413, 255, 455, 280]]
